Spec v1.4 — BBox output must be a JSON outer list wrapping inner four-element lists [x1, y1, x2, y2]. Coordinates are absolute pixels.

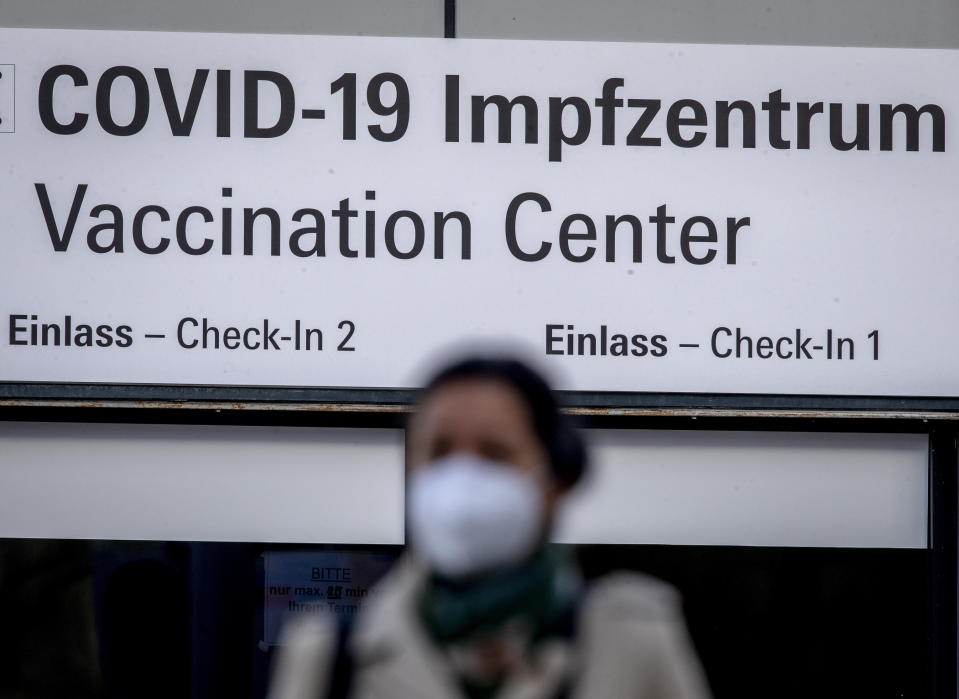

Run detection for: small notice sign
[[263, 550, 397, 645]]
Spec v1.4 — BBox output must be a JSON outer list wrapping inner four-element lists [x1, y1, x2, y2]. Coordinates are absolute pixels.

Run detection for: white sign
[[1, 28, 957, 396]]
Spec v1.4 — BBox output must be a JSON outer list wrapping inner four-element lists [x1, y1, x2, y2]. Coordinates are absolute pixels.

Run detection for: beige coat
[[268, 559, 712, 699]]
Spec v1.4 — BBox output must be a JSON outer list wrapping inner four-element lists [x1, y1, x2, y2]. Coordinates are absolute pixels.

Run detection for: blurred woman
[[269, 356, 711, 699]]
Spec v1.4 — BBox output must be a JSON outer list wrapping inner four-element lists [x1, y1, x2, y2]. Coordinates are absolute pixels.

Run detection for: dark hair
[[420, 356, 588, 489]]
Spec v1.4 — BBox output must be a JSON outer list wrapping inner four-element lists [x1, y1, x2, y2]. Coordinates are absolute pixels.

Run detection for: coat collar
[[350, 557, 577, 699]]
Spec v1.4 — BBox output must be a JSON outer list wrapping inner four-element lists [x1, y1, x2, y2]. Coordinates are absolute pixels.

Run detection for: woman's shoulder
[[577, 573, 713, 698], [581, 571, 684, 624], [268, 613, 339, 699]]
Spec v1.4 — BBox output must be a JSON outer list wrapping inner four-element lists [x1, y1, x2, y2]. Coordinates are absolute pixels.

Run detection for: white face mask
[[407, 453, 545, 579]]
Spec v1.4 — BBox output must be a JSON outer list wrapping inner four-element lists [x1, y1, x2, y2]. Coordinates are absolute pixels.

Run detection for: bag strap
[[324, 615, 355, 699]]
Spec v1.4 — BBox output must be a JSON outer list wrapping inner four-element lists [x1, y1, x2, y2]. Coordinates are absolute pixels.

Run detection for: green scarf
[[417, 545, 579, 644], [417, 546, 579, 699]]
